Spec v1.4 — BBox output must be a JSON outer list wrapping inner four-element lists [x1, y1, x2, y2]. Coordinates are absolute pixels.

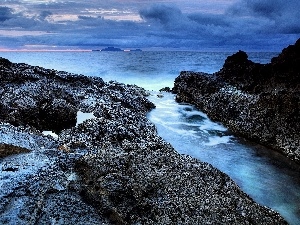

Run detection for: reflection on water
[[147, 92, 300, 225]]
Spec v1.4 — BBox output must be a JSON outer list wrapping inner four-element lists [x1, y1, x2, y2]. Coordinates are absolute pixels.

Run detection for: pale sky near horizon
[[0, 0, 299, 51]]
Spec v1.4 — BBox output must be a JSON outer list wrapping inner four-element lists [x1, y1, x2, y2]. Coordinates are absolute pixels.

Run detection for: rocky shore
[[173, 39, 300, 163], [0, 57, 287, 224]]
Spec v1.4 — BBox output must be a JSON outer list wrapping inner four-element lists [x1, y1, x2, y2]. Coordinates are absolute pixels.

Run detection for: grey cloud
[[0, 6, 37, 29], [0, 7, 13, 22], [140, 4, 182, 24], [139, 4, 188, 30], [3, 15, 41, 29], [139, 5, 235, 39], [228, 0, 280, 18], [247, 0, 280, 18], [188, 13, 230, 27], [137, 3, 299, 50], [38, 11, 53, 21], [0, 1, 299, 51], [227, 0, 300, 34]]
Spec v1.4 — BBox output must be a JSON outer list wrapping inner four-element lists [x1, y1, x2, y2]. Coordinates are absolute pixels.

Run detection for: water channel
[[147, 92, 300, 225]]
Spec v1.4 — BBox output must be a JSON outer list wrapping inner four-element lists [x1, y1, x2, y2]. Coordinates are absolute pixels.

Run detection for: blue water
[[1, 51, 299, 224], [0, 51, 275, 91], [147, 93, 300, 225]]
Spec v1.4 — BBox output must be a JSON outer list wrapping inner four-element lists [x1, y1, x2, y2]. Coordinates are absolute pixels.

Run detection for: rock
[[173, 38, 300, 163], [271, 38, 300, 79], [0, 57, 287, 224], [157, 92, 164, 98], [159, 86, 172, 92], [0, 57, 12, 68], [76, 144, 286, 224], [0, 143, 30, 158]]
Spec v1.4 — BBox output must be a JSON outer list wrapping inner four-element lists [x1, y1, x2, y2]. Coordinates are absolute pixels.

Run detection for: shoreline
[[173, 39, 300, 164], [0, 57, 288, 224]]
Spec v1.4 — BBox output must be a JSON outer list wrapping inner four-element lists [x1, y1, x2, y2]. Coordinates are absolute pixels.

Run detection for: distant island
[[92, 47, 142, 52], [100, 47, 122, 51]]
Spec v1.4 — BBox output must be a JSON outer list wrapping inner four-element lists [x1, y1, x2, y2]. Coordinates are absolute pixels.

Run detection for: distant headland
[[92, 47, 142, 52]]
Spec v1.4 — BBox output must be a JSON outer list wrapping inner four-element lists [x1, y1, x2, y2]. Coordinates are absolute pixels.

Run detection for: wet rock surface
[[173, 39, 300, 163], [0, 58, 287, 224], [0, 143, 30, 158]]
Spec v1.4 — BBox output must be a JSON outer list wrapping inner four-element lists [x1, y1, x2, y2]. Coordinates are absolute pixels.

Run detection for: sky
[[0, 0, 299, 51]]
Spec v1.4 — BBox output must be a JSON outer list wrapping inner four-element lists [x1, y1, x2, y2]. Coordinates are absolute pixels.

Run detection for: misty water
[[147, 92, 300, 225], [1, 51, 300, 224]]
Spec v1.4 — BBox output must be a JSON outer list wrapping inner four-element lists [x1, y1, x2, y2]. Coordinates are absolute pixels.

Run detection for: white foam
[[165, 121, 202, 127], [150, 116, 199, 138], [165, 125, 199, 137], [199, 120, 227, 132], [181, 109, 208, 119], [204, 136, 233, 146]]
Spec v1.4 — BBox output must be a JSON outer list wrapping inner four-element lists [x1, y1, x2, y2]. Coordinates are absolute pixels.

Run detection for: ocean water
[[1, 51, 300, 224], [0, 51, 275, 91]]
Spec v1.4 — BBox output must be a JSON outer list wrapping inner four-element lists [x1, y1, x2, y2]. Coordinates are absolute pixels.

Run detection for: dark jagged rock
[[0, 57, 287, 224], [75, 142, 286, 224], [271, 38, 300, 78], [159, 86, 172, 92], [0, 57, 12, 68], [173, 38, 300, 163], [0, 143, 30, 158], [0, 60, 106, 133]]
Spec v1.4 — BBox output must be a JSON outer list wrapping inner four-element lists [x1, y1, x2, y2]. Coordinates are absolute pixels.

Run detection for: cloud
[[38, 11, 53, 21], [188, 13, 230, 27], [0, 7, 14, 22], [227, 0, 300, 34], [138, 3, 300, 50], [139, 5, 233, 39], [0, 1, 299, 51], [140, 5, 183, 27]]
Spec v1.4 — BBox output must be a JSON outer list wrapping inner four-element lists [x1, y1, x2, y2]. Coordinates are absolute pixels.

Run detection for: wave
[[204, 135, 233, 146]]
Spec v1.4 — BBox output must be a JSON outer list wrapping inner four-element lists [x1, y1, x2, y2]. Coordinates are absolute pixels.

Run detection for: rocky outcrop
[[173, 39, 300, 163], [0, 143, 30, 158], [0, 58, 287, 224]]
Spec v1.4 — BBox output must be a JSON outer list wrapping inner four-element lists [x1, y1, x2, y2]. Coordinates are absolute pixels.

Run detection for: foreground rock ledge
[[173, 39, 300, 163], [0, 57, 287, 224]]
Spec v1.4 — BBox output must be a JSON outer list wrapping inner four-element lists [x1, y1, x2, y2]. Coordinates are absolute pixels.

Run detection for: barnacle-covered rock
[[75, 143, 286, 224], [0, 57, 287, 224], [173, 39, 300, 163]]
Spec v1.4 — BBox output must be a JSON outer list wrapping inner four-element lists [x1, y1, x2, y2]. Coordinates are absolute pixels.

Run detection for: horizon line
[[0, 49, 92, 52], [0, 48, 281, 53]]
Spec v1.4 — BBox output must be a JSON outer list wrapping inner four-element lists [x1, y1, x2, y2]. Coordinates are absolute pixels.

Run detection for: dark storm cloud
[[228, 0, 280, 18], [140, 5, 183, 27], [0, 0, 299, 51], [139, 5, 237, 43], [228, 0, 300, 34], [188, 13, 230, 27], [0, 7, 14, 22], [137, 2, 299, 50], [38, 11, 53, 21]]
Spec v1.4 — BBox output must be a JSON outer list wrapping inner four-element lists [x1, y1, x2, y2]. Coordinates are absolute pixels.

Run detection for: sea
[[1, 51, 300, 224]]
